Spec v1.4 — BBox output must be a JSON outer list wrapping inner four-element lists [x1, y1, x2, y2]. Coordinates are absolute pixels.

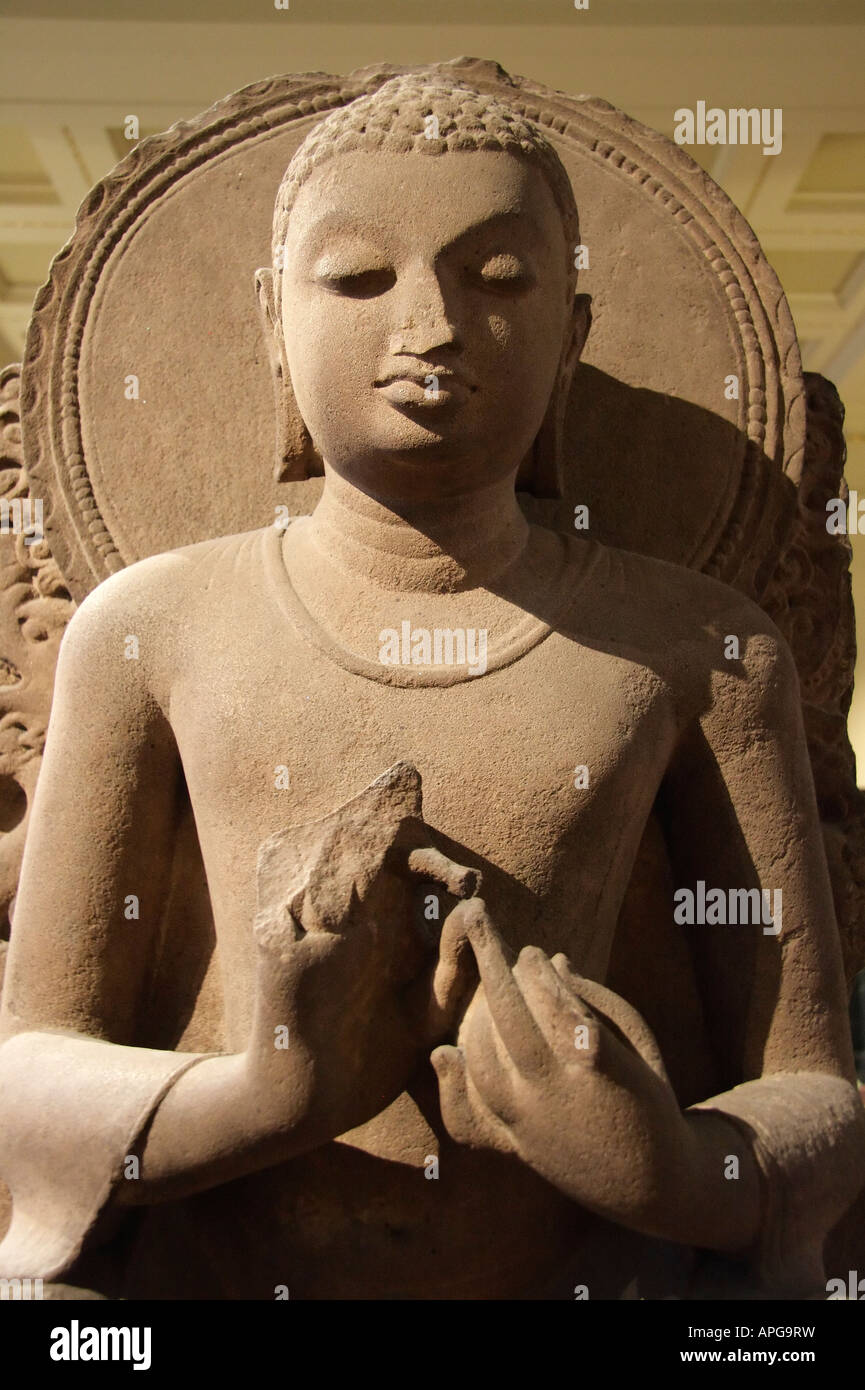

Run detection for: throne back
[[0, 55, 861, 1045]]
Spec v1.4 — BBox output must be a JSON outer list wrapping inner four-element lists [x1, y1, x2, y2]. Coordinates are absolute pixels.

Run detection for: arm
[[433, 625, 865, 1293], [0, 577, 473, 1276], [658, 624, 865, 1287], [0, 567, 183, 1045], [0, 571, 320, 1214], [0, 570, 305, 1234], [664, 627, 857, 1085], [0, 569, 299, 1199]]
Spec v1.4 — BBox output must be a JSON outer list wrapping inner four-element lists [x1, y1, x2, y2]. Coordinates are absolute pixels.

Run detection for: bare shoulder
[[70, 530, 264, 622], [562, 534, 797, 717], [58, 529, 269, 707]]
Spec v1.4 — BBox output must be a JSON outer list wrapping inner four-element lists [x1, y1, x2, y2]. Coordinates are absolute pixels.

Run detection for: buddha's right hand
[[245, 812, 479, 1144]]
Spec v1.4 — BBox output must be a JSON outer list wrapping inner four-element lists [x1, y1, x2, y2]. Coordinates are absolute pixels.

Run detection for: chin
[[392, 458, 515, 503]]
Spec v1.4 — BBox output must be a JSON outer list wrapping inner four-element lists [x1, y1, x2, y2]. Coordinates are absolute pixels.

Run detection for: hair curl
[[271, 73, 580, 320]]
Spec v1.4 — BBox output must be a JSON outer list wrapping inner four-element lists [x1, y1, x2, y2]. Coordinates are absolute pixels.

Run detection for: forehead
[[283, 149, 564, 254]]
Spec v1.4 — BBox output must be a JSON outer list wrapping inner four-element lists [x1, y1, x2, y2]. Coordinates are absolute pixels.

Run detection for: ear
[[255, 266, 279, 341], [254, 267, 321, 483], [519, 292, 592, 499], [568, 292, 592, 372], [557, 291, 591, 411]]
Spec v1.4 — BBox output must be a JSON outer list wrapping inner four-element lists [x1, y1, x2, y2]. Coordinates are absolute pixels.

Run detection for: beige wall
[[2, 4, 864, 768]]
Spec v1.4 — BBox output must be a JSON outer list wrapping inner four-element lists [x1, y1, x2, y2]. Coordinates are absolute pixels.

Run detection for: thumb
[[431, 1044, 476, 1143], [431, 1045, 514, 1155], [430, 1042, 463, 1079]]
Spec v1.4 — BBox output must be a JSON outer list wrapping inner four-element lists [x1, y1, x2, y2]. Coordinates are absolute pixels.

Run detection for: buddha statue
[[0, 74, 863, 1301]]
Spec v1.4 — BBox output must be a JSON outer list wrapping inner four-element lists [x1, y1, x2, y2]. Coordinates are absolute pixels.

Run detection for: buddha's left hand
[[431, 899, 699, 1236]]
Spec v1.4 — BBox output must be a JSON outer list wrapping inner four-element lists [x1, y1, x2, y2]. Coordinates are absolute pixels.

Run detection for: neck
[[301, 466, 531, 593]]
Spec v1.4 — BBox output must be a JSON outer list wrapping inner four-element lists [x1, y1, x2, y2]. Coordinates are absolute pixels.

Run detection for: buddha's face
[[278, 149, 582, 502]]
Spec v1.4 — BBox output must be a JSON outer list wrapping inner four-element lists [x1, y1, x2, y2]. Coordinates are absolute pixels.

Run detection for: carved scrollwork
[[0, 364, 75, 988], [23, 58, 799, 596], [760, 371, 865, 987]]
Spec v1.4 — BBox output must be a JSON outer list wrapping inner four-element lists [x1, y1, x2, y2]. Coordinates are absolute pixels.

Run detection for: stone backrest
[[0, 56, 860, 1020]]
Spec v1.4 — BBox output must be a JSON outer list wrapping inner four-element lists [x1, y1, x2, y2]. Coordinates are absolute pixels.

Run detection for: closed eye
[[315, 267, 396, 299]]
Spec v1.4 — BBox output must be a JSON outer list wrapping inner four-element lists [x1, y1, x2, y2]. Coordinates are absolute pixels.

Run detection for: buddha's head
[[257, 72, 591, 503]]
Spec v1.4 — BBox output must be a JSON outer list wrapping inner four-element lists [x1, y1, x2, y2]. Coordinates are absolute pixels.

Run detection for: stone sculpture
[[0, 64, 863, 1300]]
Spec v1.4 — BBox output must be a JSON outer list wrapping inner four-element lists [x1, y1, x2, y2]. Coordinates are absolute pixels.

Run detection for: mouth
[[374, 369, 475, 409]]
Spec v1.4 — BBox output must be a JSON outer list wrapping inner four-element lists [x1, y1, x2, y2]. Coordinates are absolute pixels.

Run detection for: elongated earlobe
[[255, 268, 322, 482], [274, 393, 322, 484], [528, 371, 571, 499], [519, 292, 591, 498]]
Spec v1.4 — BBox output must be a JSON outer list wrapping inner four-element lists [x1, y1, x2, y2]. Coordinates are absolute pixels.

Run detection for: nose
[[389, 261, 459, 357]]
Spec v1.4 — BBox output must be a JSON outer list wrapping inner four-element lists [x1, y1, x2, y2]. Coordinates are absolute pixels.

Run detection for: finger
[[549, 953, 594, 1012], [458, 993, 522, 1124], [430, 1045, 475, 1144], [389, 817, 481, 899], [513, 945, 592, 1052], [514, 944, 570, 1000], [422, 905, 480, 1043], [431, 1045, 515, 1155], [457, 901, 548, 1076], [550, 954, 669, 1081], [406, 846, 481, 899]]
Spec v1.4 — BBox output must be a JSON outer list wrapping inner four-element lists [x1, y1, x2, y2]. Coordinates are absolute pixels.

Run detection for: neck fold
[[302, 467, 531, 594]]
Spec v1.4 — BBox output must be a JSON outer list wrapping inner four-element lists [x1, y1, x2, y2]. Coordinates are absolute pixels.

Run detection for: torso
[[136, 523, 705, 1297]]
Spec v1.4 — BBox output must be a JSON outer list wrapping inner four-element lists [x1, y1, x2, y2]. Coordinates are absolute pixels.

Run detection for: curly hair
[[271, 72, 580, 321]]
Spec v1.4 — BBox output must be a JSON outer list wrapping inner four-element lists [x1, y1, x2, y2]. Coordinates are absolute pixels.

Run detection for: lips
[[374, 368, 474, 407]]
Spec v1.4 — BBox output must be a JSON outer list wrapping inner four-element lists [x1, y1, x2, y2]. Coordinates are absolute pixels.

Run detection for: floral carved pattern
[[0, 363, 75, 987], [760, 372, 865, 988]]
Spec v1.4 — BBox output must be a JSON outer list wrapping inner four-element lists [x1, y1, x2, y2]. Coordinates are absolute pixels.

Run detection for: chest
[[169, 624, 677, 903]]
